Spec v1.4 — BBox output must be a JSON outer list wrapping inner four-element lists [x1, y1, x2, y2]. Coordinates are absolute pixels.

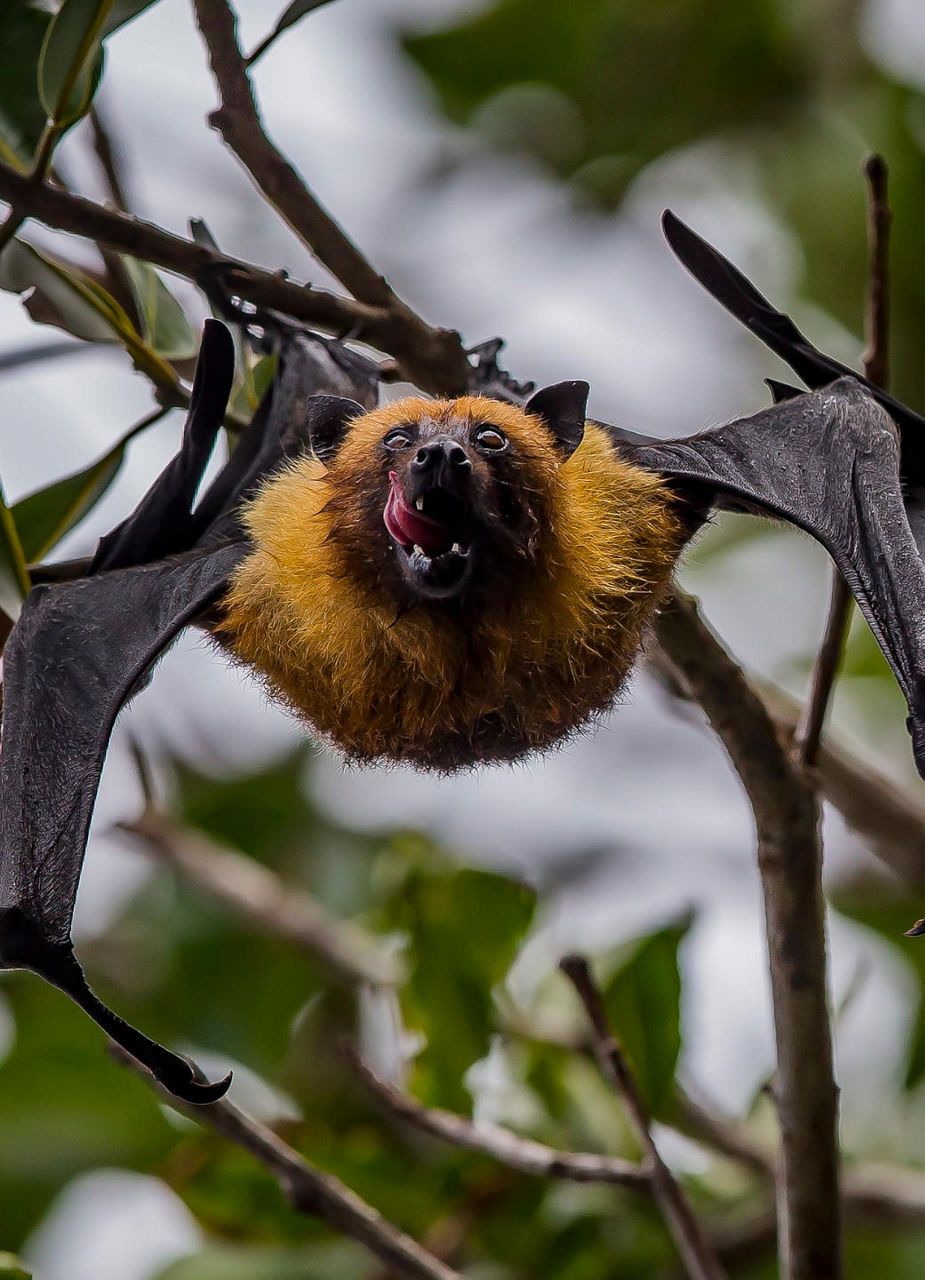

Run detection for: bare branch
[[192, 0, 389, 307], [861, 154, 891, 389], [0, 162, 429, 357], [791, 576, 851, 768], [654, 593, 842, 1280], [761, 682, 925, 885], [647, 645, 925, 885], [350, 1049, 651, 1188], [87, 102, 143, 323], [191, 0, 470, 392], [117, 808, 404, 989], [559, 954, 728, 1280], [114, 1048, 461, 1280], [673, 1084, 774, 1179], [793, 155, 892, 768], [506, 1007, 925, 1236]]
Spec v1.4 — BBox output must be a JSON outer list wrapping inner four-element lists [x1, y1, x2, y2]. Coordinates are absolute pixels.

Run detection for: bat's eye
[[383, 427, 413, 448], [473, 425, 507, 451]]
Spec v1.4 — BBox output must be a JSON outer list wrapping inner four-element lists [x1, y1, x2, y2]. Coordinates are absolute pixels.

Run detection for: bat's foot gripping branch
[[0, 908, 232, 1104]]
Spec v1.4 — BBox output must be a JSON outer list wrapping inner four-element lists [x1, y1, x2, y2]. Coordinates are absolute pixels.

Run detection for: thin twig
[[0, 159, 382, 329], [88, 102, 141, 324], [193, 0, 389, 306], [246, 0, 339, 68], [559, 954, 728, 1280], [191, 0, 470, 391], [117, 808, 404, 989], [673, 1084, 774, 1179], [791, 577, 851, 768], [793, 154, 891, 767], [861, 154, 891, 389], [0, 162, 469, 393], [350, 1049, 652, 1188], [654, 593, 841, 1280], [0, 122, 62, 254], [113, 1047, 461, 1280], [504, 1005, 925, 1232]]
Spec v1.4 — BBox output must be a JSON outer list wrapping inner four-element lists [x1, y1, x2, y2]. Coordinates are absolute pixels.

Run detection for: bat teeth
[[415, 498, 424, 511], [413, 544, 425, 557], [451, 542, 463, 554]]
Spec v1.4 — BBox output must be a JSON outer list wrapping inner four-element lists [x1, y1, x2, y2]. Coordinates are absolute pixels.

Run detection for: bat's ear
[[305, 395, 368, 464], [525, 381, 589, 459]]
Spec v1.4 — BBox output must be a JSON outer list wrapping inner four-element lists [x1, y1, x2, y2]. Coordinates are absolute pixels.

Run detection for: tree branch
[[0, 159, 381, 321], [193, 0, 391, 307], [350, 1049, 652, 1188], [114, 1048, 461, 1280], [654, 593, 842, 1280], [116, 808, 403, 989], [191, 0, 470, 392], [759, 682, 925, 885], [648, 642, 925, 885], [559, 954, 728, 1280], [0, 163, 470, 392]]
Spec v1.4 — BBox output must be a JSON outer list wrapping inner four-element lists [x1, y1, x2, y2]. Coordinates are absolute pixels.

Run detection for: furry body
[[220, 397, 686, 769]]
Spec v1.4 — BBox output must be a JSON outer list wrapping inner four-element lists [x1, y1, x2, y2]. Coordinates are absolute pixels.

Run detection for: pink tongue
[[384, 472, 454, 556], [386, 471, 452, 550]]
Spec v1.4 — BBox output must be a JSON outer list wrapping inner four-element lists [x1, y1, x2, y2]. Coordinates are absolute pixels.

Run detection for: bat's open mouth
[[384, 470, 473, 599]]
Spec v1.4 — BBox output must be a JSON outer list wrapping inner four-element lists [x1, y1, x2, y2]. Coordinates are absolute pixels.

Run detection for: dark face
[[380, 412, 524, 601], [308, 382, 589, 608]]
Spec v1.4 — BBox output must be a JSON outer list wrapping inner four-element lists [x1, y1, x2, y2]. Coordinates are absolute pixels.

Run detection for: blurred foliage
[[403, 0, 925, 417], [1, 0, 925, 1277], [405, 0, 804, 202], [0, 749, 718, 1277]]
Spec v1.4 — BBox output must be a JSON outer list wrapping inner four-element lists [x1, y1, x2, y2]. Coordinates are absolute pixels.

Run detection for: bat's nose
[[411, 438, 471, 487]]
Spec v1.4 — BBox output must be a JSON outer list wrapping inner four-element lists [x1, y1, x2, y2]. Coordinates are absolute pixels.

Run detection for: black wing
[[0, 318, 384, 1101], [661, 210, 925, 494], [0, 544, 248, 1102], [91, 318, 235, 573], [626, 379, 925, 776], [0, 322, 251, 1103]]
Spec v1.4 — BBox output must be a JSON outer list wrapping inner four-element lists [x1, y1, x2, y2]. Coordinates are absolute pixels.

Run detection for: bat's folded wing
[[631, 378, 925, 774], [0, 542, 248, 1102]]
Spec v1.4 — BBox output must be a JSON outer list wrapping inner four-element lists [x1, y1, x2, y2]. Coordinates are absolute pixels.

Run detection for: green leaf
[[123, 257, 198, 360], [374, 844, 536, 1111], [0, 479, 30, 626], [247, 1, 338, 68], [155, 1243, 369, 1280], [38, 0, 116, 127], [230, 352, 277, 419], [103, 0, 164, 37], [12, 409, 165, 563], [0, 2, 52, 165], [0, 238, 182, 398], [0, 238, 119, 342], [0, 1254, 31, 1280], [403, 0, 805, 206], [835, 895, 925, 1091], [600, 914, 693, 1118], [0, 976, 176, 1250]]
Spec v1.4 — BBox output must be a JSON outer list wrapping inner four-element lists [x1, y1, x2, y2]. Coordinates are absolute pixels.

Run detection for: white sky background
[[1, 0, 923, 1273]]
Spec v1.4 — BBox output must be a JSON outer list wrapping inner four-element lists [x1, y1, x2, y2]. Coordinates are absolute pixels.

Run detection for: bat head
[[305, 383, 589, 604]]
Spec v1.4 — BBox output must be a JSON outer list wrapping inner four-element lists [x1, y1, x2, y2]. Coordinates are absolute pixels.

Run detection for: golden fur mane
[[220, 397, 686, 769]]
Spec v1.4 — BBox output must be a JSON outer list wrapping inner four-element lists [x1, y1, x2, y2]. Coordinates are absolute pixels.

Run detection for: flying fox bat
[[2, 216, 924, 1103]]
